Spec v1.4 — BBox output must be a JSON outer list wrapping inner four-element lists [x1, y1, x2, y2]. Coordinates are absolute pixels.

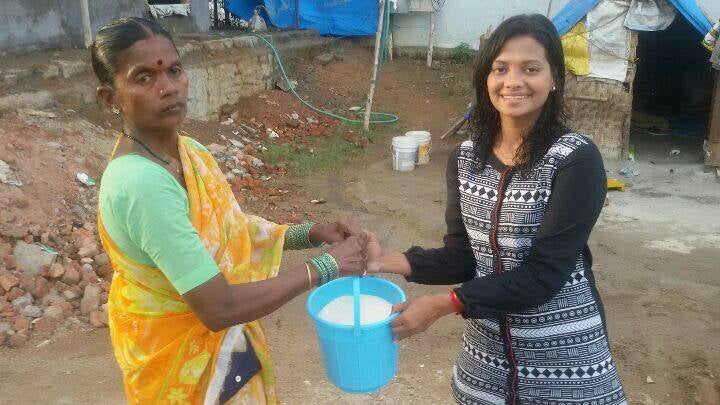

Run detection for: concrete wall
[[391, 0, 572, 50], [392, 0, 719, 50], [0, 0, 209, 52]]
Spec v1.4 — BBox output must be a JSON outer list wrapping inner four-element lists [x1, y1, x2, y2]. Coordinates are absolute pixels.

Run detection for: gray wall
[[0, 0, 209, 52]]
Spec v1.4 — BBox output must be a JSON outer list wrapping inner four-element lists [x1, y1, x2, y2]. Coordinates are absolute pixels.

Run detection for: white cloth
[[149, 4, 192, 19], [624, 0, 676, 31], [587, 0, 632, 82]]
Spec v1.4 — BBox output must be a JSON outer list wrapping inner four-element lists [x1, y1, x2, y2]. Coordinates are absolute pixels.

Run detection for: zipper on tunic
[[490, 167, 519, 405]]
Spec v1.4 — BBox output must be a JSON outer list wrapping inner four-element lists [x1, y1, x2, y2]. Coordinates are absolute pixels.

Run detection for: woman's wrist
[[286, 222, 323, 250], [307, 223, 323, 245], [434, 293, 459, 316], [372, 252, 412, 276]]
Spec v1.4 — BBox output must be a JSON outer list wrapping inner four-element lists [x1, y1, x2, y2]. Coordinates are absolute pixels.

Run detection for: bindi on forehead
[[157, 60, 163, 66]]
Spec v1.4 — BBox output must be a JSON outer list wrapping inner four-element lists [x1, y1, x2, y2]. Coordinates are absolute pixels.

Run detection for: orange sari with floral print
[[98, 136, 287, 404]]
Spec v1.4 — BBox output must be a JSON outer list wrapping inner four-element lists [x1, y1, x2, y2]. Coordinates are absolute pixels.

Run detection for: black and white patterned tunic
[[405, 134, 626, 405]]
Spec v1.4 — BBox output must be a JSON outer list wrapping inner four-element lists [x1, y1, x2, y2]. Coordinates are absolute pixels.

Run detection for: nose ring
[[160, 89, 165, 95]]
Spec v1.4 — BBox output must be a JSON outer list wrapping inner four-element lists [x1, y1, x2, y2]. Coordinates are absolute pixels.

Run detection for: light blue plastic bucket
[[306, 276, 406, 394]]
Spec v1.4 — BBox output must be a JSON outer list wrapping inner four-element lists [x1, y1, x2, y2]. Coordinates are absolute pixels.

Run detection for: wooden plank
[[427, 12, 436, 68], [363, 0, 386, 131], [707, 70, 720, 167]]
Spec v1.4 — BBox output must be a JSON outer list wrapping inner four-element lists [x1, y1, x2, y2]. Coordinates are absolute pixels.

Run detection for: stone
[[94, 253, 109, 267], [3, 254, 17, 270], [80, 267, 98, 284], [41, 289, 61, 307], [21, 304, 42, 318], [48, 263, 65, 278], [11, 294, 32, 309], [13, 241, 58, 274], [80, 284, 101, 315], [40, 232, 50, 245], [73, 228, 95, 250], [55, 60, 89, 79], [80, 257, 94, 265], [31, 277, 51, 299], [77, 243, 99, 258], [12, 315, 30, 332], [33, 316, 58, 334], [8, 332, 28, 346], [315, 52, 336, 66], [61, 266, 80, 285], [0, 272, 19, 292], [0, 321, 11, 334], [5, 287, 24, 302], [89, 310, 108, 328], [96, 264, 113, 280], [54, 281, 70, 293], [42, 64, 60, 79], [44, 305, 64, 320], [0, 243, 12, 258]]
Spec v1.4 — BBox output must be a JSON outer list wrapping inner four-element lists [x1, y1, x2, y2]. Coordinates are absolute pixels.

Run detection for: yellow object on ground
[[98, 136, 287, 404], [562, 21, 590, 76], [607, 179, 625, 191]]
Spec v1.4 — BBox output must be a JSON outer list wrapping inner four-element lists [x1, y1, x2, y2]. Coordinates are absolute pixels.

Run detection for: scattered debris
[[276, 78, 298, 93], [348, 106, 362, 112], [310, 198, 327, 204], [18, 109, 57, 118], [75, 173, 96, 187], [221, 117, 234, 126], [0, 159, 23, 186], [670, 149, 681, 156], [618, 167, 640, 177], [315, 52, 338, 66], [266, 128, 280, 140], [646, 375, 655, 384], [607, 179, 625, 191]]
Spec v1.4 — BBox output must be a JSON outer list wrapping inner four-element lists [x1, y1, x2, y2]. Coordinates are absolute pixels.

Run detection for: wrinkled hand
[[310, 219, 366, 245], [391, 294, 455, 340], [327, 236, 367, 276]]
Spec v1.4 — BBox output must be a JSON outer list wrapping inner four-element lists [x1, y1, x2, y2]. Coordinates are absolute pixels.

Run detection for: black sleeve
[[403, 145, 477, 285], [454, 142, 607, 318]]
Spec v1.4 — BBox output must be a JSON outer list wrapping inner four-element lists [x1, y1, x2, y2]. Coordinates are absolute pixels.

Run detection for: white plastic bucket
[[405, 131, 431, 165], [392, 136, 418, 172]]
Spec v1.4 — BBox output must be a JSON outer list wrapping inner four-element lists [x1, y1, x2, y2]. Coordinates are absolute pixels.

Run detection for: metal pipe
[[80, 0, 92, 48]]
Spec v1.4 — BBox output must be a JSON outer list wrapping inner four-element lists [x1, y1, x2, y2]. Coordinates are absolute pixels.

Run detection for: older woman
[[92, 18, 367, 404], [368, 14, 627, 405]]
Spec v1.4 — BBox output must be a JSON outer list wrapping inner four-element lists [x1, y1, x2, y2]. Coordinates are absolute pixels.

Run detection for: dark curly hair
[[91, 17, 177, 87], [469, 14, 569, 171]]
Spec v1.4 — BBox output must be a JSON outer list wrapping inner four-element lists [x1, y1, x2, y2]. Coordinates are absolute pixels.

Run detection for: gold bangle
[[305, 263, 313, 289]]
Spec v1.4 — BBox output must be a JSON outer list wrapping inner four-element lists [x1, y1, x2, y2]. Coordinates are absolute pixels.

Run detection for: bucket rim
[[306, 276, 406, 331]]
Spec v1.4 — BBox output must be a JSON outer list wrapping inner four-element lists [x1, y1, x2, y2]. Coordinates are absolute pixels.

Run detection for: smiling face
[[486, 35, 555, 126], [110, 35, 188, 133]]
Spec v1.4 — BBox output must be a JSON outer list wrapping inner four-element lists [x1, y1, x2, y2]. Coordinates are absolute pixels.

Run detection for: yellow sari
[[98, 136, 287, 404]]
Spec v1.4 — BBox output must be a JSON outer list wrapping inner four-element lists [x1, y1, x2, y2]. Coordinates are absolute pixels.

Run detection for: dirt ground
[[1, 41, 719, 404]]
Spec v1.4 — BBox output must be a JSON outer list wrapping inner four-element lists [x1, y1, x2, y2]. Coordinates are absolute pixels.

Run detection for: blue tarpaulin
[[551, 0, 711, 36], [225, 0, 381, 36]]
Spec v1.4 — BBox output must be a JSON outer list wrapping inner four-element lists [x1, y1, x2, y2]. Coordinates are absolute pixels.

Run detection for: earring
[[552, 86, 556, 92], [112, 106, 120, 115]]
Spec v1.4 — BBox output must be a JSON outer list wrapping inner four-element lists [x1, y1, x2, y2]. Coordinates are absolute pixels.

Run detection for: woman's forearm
[[184, 263, 318, 331]]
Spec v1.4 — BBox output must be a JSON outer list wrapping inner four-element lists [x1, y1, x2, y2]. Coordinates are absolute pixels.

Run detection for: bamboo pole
[[427, 11, 435, 68], [80, 0, 92, 48], [363, 0, 386, 131]]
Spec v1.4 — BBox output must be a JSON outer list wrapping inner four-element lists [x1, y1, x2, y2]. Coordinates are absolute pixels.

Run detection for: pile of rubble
[[0, 223, 110, 347]]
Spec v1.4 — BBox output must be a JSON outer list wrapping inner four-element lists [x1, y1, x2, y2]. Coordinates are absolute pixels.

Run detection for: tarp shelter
[[224, 0, 381, 36], [554, 0, 715, 160]]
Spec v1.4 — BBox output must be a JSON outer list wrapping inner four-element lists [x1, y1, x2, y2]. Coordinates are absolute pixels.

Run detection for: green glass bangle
[[286, 222, 321, 250]]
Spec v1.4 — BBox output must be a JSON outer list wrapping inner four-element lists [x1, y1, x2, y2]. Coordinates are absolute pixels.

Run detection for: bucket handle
[[352, 276, 361, 337]]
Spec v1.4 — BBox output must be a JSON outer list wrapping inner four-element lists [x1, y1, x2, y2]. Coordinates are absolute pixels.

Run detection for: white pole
[[80, 0, 92, 48], [426, 11, 435, 68], [363, 0, 386, 131]]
